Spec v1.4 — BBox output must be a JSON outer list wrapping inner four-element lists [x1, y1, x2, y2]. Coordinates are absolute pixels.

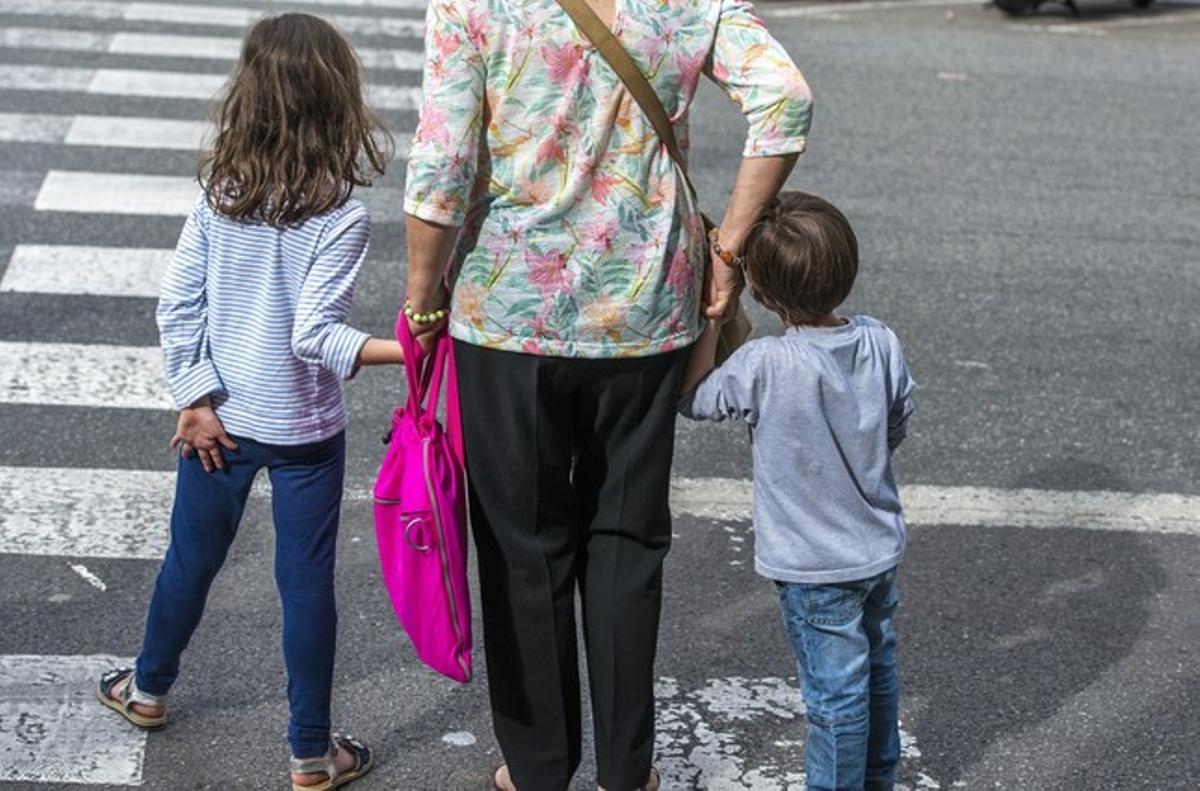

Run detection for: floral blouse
[[404, 0, 812, 358]]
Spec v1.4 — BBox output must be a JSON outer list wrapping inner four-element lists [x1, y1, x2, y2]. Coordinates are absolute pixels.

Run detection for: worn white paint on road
[[655, 675, 935, 790], [1, 28, 425, 71], [0, 65, 421, 109], [0, 342, 169, 410], [670, 478, 1200, 537], [0, 0, 425, 38], [0, 654, 145, 785], [0, 467, 174, 559], [1, 245, 171, 298]]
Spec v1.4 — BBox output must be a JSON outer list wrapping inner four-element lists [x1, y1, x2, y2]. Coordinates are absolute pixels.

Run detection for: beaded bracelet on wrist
[[707, 227, 745, 270], [403, 300, 448, 325]]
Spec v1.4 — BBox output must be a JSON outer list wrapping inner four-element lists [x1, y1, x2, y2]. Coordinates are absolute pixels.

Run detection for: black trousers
[[454, 341, 688, 791]]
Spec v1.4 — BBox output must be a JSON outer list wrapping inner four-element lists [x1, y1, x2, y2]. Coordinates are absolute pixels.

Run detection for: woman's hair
[[742, 191, 859, 325], [200, 13, 394, 226]]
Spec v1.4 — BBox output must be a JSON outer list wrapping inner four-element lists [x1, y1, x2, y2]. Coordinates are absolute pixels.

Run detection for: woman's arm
[[404, 216, 460, 343], [707, 153, 799, 318], [702, 0, 812, 317]]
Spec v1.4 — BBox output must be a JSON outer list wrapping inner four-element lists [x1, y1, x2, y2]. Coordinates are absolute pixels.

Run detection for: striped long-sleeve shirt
[[156, 195, 373, 445]]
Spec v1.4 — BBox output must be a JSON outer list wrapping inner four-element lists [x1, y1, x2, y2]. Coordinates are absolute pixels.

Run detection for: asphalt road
[[1, 0, 1199, 789]]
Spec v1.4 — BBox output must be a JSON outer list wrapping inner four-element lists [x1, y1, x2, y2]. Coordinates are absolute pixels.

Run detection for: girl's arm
[[357, 337, 405, 366], [157, 198, 225, 409], [292, 204, 374, 378], [681, 320, 723, 395]]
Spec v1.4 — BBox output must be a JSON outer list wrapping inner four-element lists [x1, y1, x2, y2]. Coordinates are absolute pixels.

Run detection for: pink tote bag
[[373, 315, 472, 683]]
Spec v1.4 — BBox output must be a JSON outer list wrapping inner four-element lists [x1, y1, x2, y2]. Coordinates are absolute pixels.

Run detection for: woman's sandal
[[290, 734, 374, 791], [95, 668, 168, 729]]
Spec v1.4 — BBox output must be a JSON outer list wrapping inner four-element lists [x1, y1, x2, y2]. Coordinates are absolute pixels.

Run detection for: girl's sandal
[[290, 734, 374, 791], [95, 668, 168, 729]]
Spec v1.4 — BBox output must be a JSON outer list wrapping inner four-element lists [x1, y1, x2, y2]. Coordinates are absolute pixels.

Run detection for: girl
[[96, 13, 399, 790]]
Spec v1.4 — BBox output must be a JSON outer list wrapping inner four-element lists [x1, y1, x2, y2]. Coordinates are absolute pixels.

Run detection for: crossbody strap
[[555, 0, 695, 194]]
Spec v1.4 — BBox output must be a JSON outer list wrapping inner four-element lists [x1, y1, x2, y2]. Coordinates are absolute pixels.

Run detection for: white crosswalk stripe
[[32, 170, 410, 221], [0, 341, 168, 409], [0, 0, 426, 37], [0, 27, 426, 71], [0, 654, 145, 785], [1, 245, 171, 297], [0, 64, 422, 108], [0, 112, 414, 154]]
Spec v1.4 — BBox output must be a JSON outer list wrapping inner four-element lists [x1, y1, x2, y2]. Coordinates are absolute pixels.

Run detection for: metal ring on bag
[[404, 516, 433, 552]]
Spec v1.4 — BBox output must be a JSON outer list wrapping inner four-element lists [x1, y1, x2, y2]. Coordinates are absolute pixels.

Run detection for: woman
[[403, 0, 811, 787]]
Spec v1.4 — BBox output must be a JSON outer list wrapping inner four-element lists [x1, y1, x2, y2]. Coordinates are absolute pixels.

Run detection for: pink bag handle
[[395, 312, 465, 465]]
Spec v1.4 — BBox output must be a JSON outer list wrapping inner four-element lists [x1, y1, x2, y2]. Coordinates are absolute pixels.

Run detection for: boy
[[681, 191, 916, 791]]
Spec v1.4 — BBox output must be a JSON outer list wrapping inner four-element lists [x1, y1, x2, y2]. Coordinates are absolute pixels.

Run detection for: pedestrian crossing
[[0, 2, 426, 781]]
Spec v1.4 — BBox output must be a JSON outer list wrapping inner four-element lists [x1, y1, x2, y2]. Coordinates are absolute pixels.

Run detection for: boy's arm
[[887, 331, 916, 451], [291, 205, 375, 378], [680, 319, 723, 395], [156, 198, 224, 409]]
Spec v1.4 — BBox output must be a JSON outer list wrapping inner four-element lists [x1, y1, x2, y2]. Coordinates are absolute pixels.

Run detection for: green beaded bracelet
[[403, 301, 448, 325]]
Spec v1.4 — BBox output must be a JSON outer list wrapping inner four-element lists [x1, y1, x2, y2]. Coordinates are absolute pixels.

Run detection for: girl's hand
[[170, 399, 238, 472], [357, 338, 405, 366]]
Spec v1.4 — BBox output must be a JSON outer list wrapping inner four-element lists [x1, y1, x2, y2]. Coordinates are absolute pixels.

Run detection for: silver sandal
[[290, 734, 374, 791], [96, 667, 168, 729]]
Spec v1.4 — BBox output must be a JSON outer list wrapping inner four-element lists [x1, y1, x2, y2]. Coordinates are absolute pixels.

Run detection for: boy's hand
[[170, 399, 238, 472]]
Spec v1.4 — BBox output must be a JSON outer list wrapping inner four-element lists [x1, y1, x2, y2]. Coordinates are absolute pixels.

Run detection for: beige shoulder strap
[[555, 0, 690, 181]]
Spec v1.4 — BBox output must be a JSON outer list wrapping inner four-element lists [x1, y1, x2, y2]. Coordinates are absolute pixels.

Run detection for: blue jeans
[[135, 432, 345, 759], [777, 568, 901, 791]]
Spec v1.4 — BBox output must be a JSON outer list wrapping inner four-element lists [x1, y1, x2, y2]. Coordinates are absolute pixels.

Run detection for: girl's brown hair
[[200, 13, 393, 226], [743, 192, 859, 325]]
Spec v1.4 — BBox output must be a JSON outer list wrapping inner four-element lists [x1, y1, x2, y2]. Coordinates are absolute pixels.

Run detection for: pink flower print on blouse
[[541, 42, 588, 87], [526, 249, 574, 298], [666, 246, 695, 295], [465, 9, 489, 51], [416, 102, 451, 149], [581, 216, 620, 253]]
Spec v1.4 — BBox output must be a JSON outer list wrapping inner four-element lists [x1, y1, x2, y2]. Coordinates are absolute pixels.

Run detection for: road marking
[[0, 28, 425, 71], [0, 0, 425, 38], [33, 171, 410, 221], [669, 478, 1200, 536], [1023, 10, 1200, 35], [766, 0, 975, 18], [69, 564, 107, 591], [36, 171, 197, 216], [0, 64, 421, 109], [0, 654, 146, 785], [1, 245, 171, 298], [1, 112, 414, 154], [0, 342, 168, 410]]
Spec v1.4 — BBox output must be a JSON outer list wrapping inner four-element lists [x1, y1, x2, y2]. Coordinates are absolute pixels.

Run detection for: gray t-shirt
[[680, 315, 916, 584]]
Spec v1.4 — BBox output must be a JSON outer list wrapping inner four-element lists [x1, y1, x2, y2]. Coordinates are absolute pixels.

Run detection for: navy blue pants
[[135, 431, 346, 759]]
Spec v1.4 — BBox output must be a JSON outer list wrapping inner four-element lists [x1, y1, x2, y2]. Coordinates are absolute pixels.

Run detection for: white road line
[[4, 467, 1199, 560], [69, 563, 108, 591], [36, 171, 197, 216], [1, 27, 425, 71], [669, 478, 1200, 537], [33, 170, 411, 222], [0, 64, 422, 109], [0, 467, 173, 559], [0, 0, 425, 38], [1, 245, 171, 298], [0, 342, 168, 410], [0, 654, 145, 785], [2, 112, 413, 154], [1033, 11, 1200, 35], [765, 0, 975, 18]]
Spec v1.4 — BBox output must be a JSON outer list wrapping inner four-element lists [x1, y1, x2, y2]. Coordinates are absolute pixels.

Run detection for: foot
[[493, 764, 517, 791], [291, 742, 360, 787], [106, 675, 165, 719]]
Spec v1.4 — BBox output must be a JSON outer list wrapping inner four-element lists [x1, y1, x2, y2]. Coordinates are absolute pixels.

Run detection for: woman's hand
[[405, 283, 449, 353], [704, 252, 744, 321], [170, 398, 238, 472]]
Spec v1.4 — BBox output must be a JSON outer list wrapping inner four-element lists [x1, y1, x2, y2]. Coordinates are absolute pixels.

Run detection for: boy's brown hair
[[742, 192, 858, 325], [200, 13, 393, 226]]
